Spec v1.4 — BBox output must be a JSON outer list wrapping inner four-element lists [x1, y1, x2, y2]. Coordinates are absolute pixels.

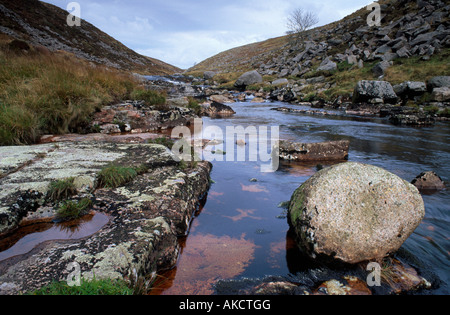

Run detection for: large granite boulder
[[234, 70, 263, 89], [353, 80, 398, 104], [288, 162, 425, 264]]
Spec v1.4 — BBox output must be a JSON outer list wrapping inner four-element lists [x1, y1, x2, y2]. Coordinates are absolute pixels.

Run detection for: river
[[151, 100, 450, 295]]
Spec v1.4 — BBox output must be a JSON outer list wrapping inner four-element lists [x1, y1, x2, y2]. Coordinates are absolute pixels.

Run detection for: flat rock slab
[[0, 142, 211, 294], [278, 140, 350, 162]]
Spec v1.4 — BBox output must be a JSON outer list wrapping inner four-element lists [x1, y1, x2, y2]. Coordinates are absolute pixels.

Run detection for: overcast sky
[[44, 0, 374, 69]]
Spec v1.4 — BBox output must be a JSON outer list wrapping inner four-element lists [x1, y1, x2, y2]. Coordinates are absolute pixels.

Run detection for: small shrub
[[47, 177, 77, 201], [423, 105, 439, 115], [438, 107, 450, 118], [187, 96, 202, 115], [131, 89, 166, 106]]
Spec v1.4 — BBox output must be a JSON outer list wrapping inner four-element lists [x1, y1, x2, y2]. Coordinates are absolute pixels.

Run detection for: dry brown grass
[[0, 39, 164, 145]]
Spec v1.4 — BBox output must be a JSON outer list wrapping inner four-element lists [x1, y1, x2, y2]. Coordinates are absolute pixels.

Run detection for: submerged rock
[[412, 171, 446, 191], [288, 162, 425, 264], [389, 113, 435, 126]]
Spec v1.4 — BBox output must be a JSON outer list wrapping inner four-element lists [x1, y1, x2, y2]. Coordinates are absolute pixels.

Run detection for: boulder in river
[[278, 140, 349, 162], [201, 101, 236, 117], [288, 162, 425, 264], [412, 171, 446, 191]]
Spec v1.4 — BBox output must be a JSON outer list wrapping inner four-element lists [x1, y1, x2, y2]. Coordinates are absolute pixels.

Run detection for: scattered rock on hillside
[[204, 71, 216, 80], [234, 70, 263, 89], [317, 57, 337, 72], [427, 76, 450, 91], [372, 61, 392, 78], [394, 81, 427, 101], [288, 162, 425, 264], [431, 87, 450, 102]]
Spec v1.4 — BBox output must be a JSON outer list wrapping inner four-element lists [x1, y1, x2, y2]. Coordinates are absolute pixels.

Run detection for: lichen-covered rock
[[353, 80, 398, 104], [288, 162, 425, 264], [0, 142, 212, 294], [201, 101, 236, 117]]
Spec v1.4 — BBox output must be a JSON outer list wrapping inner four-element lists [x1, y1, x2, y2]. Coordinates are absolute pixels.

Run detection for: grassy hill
[[186, 0, 450, 100], [0, 0, 181, 75]]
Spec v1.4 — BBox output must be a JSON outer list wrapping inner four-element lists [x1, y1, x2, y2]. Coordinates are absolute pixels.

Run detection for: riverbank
[[0, 141, 211, 294]]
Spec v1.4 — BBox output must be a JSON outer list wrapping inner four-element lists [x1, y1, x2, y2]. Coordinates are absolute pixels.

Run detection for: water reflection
[[150, 233, 257, 295], [0, 212, 109, 261]]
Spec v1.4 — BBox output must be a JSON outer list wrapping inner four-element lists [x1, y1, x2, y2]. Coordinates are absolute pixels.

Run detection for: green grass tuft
[[29, 278, 133, 295], [96, 164, 148, 189], [56, 198, 92, 221], [47, 177, 77, 202]]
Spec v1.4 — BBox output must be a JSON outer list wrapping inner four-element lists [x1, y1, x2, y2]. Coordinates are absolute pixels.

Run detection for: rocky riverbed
[[0, 74, 447, 295]]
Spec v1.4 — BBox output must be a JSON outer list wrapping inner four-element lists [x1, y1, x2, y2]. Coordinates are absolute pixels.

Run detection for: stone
[[288, 162, 425, 264], [92, 103, 197, 133], [395, 46, 411, 58], [353, 80, 398, 104], [372, 61, 392, 77], [272, 78, 289, 86], [346, 55, 358, 65], [431, 87, 450, 102], [0, 142, 212, 294], [234, 70, 263, 89], [412, 171, 446, 191], [278, 68, 290, 78], [317, 58, 337, 72], [209, 94, 234, 104], [394, 81, 427, 99], [427, 76, 450, 91], [278, 140, 350, 162], [389, 114, 435, 126], [201, 101, 236, 117], [203, 71, 216, 80]]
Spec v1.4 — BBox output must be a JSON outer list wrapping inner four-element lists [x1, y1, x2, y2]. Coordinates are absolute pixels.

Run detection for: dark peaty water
[[153, 101, 449, 295]]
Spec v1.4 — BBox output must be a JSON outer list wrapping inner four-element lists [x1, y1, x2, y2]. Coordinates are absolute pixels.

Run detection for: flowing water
[[152, 100, 450, 295]]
